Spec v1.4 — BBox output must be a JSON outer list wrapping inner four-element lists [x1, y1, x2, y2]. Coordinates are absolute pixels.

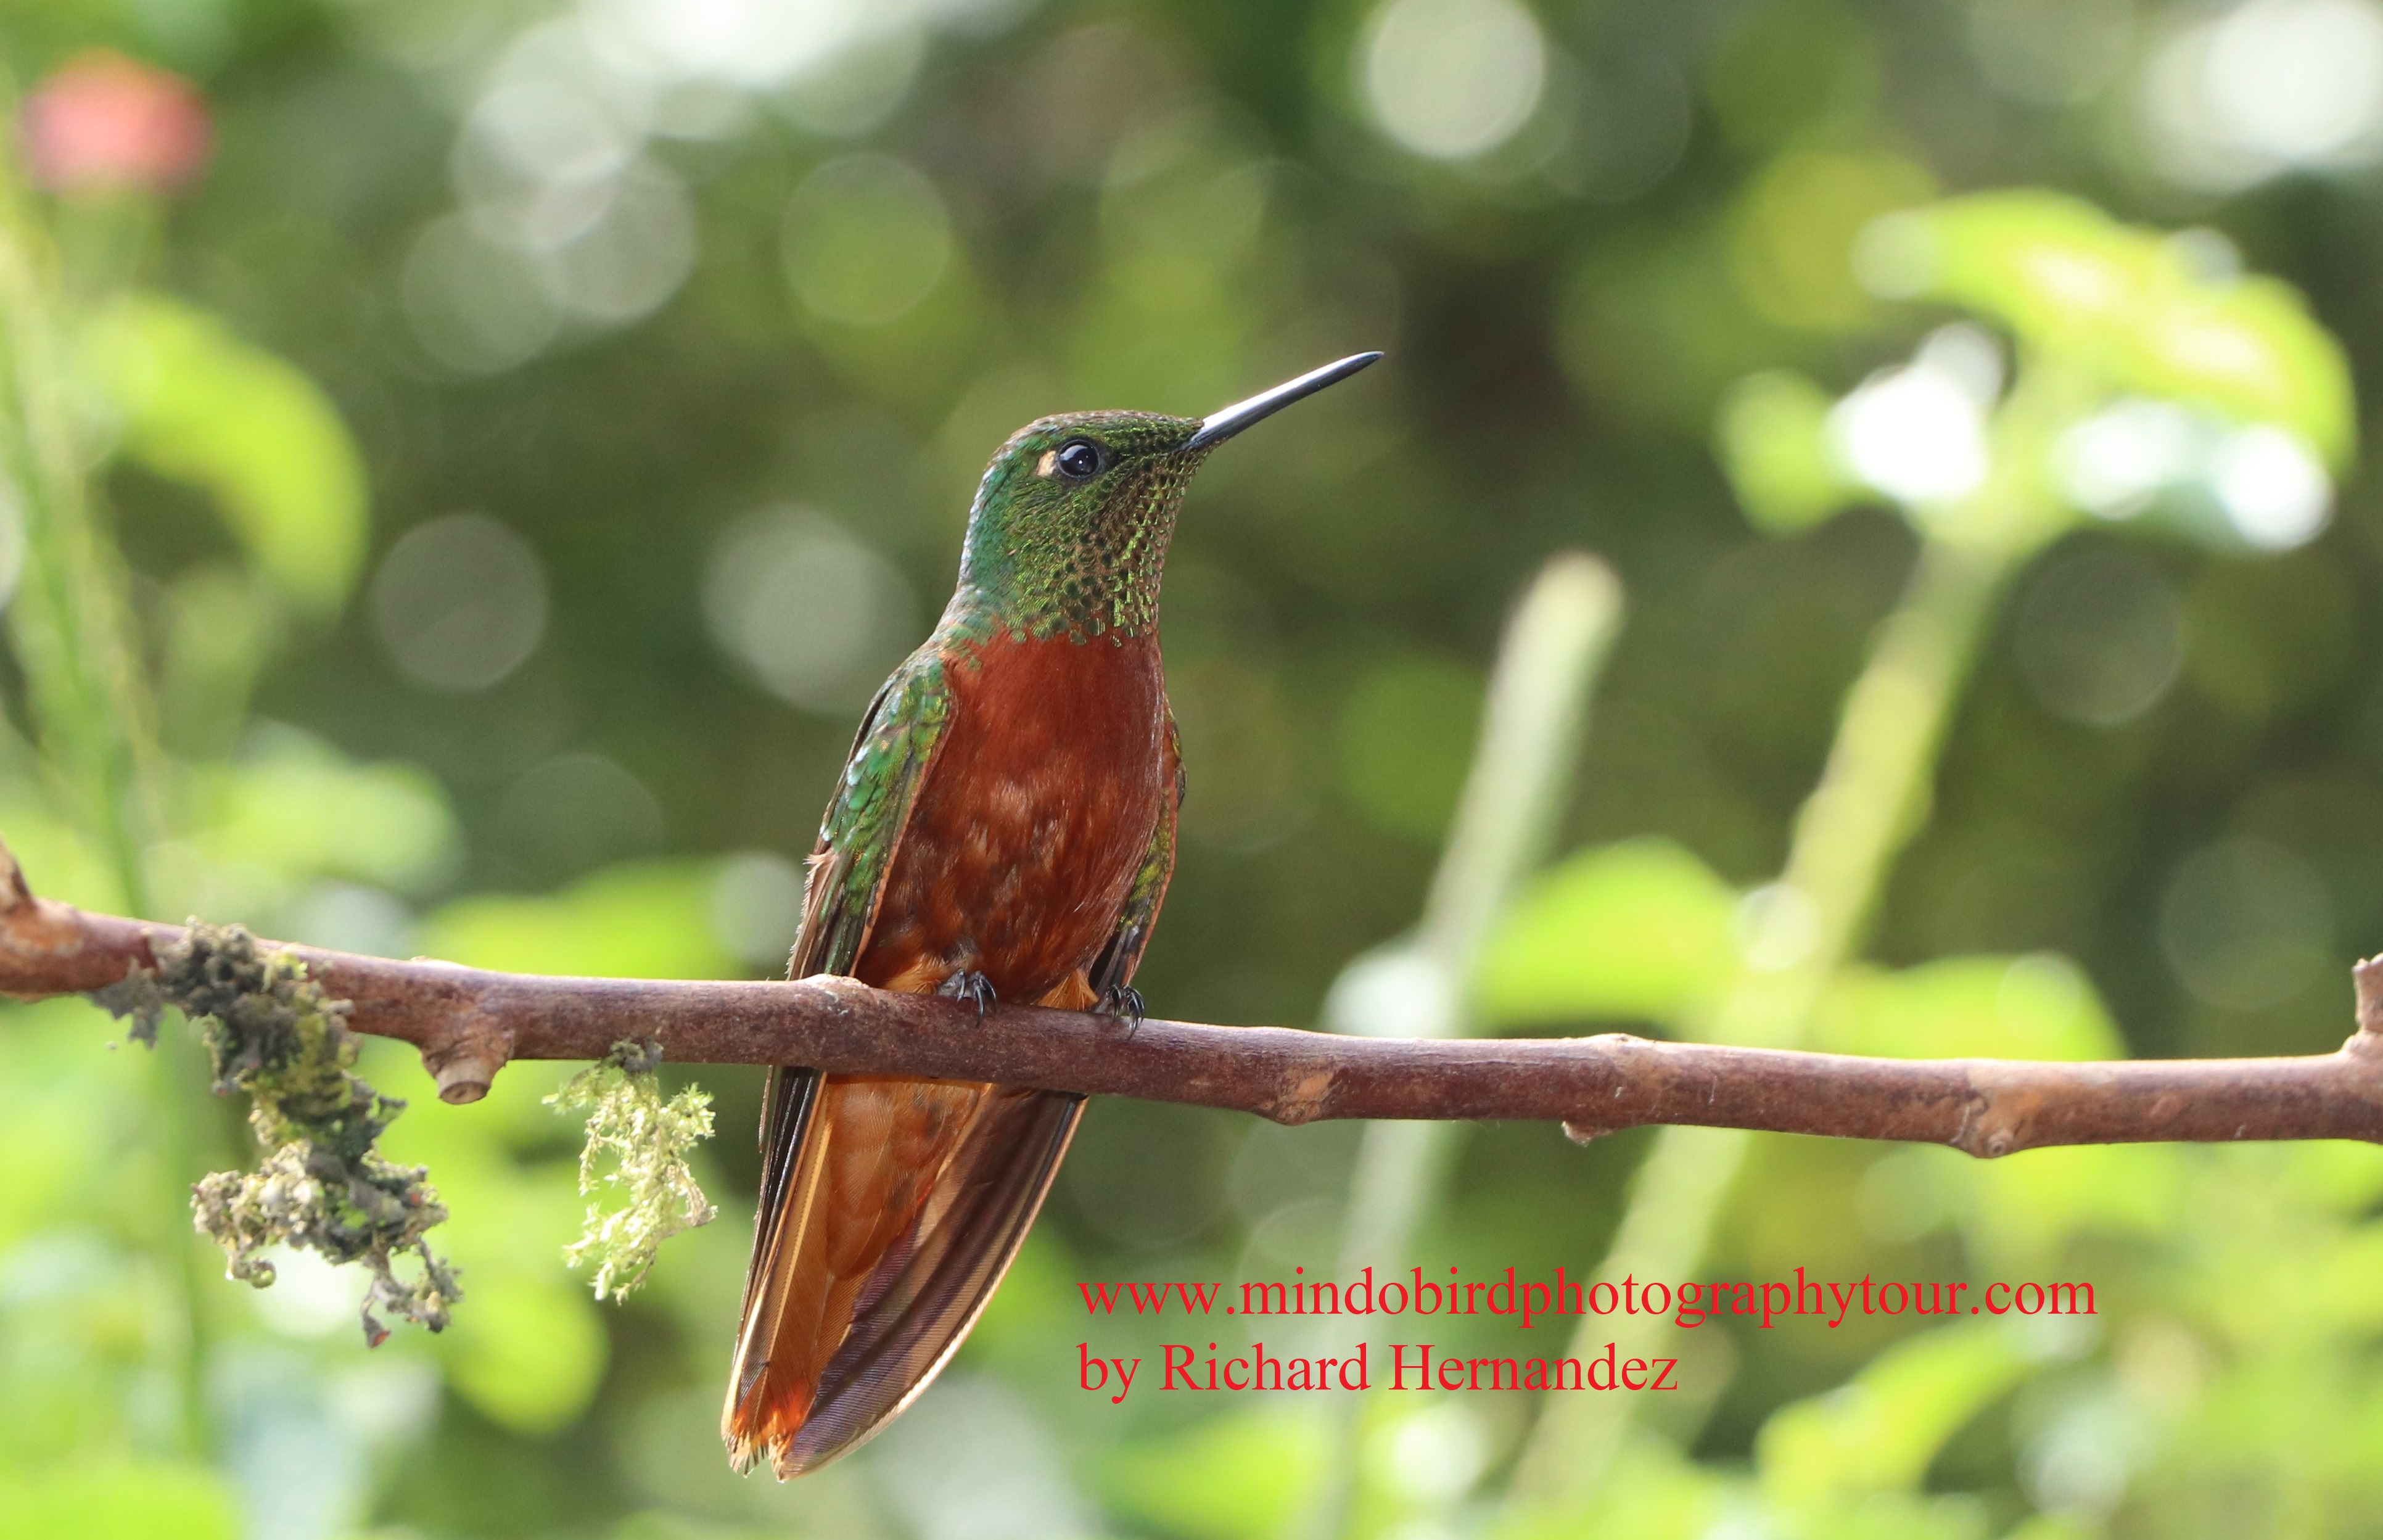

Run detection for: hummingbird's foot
[[1095, 984, 1146, 1038], [938, 969, 998, 1019]]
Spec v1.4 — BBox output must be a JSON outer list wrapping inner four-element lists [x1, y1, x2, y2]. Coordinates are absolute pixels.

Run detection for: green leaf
[[179, 726, 459, 894], [418, 859, 741, 980], [1757, 1320, 2038, 1512], [1812, 953, 2123, 1061], [1998, 1518, 2102, 1540], [80, 290, 369, 613], [435, 1266, 612, 1434], [0, 1042, 103, 1253], [1862, 191, 2355, 465], [1104, 1402, 1327, 1540], [0, 796, 118, 913], [1488, 1432, 1729, 1540], [1970, 1141, 2184, 1272], [1732, 148, 1939, 332], [2270, 1139, 2383, 1217], [0, 1462, 239, 1540], [0, 994, 201, 1465], [1715, 369, 1859, 533], [1475, 839, 1739, 1027], [2292, 1220, 2383, 1338]]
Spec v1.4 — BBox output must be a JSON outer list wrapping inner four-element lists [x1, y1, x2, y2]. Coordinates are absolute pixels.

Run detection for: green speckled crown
[[950, 411, 1208, 644]]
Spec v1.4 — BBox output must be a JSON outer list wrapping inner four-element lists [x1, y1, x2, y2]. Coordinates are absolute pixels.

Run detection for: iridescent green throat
[[946, 411, 1208, 644]]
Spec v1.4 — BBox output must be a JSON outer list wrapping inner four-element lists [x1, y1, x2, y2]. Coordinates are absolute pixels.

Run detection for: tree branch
[[4, 840, 2381, 1158]]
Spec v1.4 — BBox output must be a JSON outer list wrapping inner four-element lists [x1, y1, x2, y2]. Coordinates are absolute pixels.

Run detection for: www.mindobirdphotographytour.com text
[[1072, 1265, 2097, 1404]]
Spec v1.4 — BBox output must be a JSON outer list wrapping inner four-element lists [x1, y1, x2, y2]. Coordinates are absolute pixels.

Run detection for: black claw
[[1097, 984, 1146, 1038], [938, 970, 997, 1019]]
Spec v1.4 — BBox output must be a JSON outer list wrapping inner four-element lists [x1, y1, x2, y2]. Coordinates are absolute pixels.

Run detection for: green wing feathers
[[726, 671, 1178, 1480], [788, 654, 952, 981], [1089, 712, 1182, 1000], [730, 652, 953, 1473]]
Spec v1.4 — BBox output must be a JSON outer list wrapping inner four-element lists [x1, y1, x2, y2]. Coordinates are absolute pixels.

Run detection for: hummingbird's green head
[[953, 353, 1381, 643], [957, 410, 1204, 642]]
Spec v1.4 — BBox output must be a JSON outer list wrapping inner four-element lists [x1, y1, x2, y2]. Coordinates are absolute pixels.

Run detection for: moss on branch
[[547, 1038, 715, 1301], [94, 923, 459, 1345]]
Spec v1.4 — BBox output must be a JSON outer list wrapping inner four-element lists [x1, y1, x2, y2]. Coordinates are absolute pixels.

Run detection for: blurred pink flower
[[21, 50, 210, 196]]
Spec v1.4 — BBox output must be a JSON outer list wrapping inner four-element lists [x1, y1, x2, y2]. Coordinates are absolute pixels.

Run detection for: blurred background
[[1, 0, 2382, 1536]]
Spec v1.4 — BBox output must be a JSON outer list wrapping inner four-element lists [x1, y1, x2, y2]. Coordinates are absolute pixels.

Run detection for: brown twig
[[4, 840, 2382, 1157]]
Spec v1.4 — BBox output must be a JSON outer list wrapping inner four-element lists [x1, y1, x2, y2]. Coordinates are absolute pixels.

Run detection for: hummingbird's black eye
[[1055, 439, 1105, 480]]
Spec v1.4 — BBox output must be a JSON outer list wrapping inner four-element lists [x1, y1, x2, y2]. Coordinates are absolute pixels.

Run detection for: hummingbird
[[722, 352, 1383, 1477]]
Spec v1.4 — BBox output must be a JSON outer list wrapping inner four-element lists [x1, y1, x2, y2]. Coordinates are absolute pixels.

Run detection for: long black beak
[[1183, 352, 1383, 451]]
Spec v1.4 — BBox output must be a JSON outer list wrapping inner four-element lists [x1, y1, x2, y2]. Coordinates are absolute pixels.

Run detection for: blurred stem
[[0, 170, 155, 915], [1508, 537, 2009, 1502], [1507, 359, 2081, 1508], [1417, 554, 1626, 976], [0, 161, 202, 1451], [1305, 553, 1624, 1540]]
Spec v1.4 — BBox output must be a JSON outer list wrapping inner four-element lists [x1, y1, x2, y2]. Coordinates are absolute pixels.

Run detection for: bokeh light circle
[[781, 155, 954, 327], [1357, 0, 1547, 162], [370, 514, 549, 693]]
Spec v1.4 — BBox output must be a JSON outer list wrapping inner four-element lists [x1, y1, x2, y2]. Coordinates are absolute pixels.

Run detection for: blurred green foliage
[[81, 289, 367, 614], [1476, 839, 1737, 1024], [0, 1460, 241, 1540], [0, 0, 2381, 1538]]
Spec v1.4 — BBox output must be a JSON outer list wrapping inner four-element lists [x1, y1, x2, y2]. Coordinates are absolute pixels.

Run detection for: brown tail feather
[[723, 1072, 1083, 1477]]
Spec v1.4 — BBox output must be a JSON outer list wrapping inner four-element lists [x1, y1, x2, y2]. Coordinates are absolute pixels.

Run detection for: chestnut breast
[[854, 630, 1169, 1003]]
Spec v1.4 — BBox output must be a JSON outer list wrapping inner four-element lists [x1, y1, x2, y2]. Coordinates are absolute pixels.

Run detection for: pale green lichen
[[94, 923, 460, 1346], [546, 1038, 715, 1301]]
